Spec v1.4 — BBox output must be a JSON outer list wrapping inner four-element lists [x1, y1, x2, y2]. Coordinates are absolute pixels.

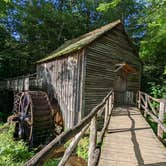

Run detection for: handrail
[[137, 91, 166, 139], [0, 73, 42, 91], [24, 89, 114, 166]]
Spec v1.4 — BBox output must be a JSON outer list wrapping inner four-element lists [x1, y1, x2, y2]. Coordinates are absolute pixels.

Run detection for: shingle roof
[[37, 20, 121, 63]]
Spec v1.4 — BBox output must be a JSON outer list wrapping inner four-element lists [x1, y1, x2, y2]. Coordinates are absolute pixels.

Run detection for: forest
[[0, 0, 165, 97]]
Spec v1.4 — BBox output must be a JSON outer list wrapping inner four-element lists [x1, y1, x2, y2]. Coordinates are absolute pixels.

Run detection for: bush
[[0, 124, 34, 166], [150, 83, 166, 99], [64, 136, 89, 161], [76, 136, 89, 160]]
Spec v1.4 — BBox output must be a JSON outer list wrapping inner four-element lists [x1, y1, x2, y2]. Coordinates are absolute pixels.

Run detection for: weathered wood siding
[[84, 26, 141, 111], [37, 50, 85, 128]]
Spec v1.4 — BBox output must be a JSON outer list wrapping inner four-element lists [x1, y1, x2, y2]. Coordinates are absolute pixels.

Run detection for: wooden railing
[[24, 89, 114, 166], [137, 91, 166, 139], [0, 73, 43, 91]]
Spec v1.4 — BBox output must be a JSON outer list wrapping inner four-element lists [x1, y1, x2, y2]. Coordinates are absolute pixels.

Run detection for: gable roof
[[37, 20, 121, 63]]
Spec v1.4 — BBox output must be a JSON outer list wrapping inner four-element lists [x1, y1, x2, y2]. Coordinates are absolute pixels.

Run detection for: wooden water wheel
[[12, 91, 63, 147]]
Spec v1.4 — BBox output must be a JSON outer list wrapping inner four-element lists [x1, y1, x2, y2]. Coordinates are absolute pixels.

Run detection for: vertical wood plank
[[157, 101, 165, 139], [88, 115, 97, 166], [24, 77, 29, 91]]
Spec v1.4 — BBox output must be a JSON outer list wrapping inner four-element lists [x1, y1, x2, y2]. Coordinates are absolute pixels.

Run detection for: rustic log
[[157, 102, 165, 139], [88, 115, 97, 166], [104, 100, 109, 126], [58, 124, 89, 166], [140, 91, 160, 103], [98, 111, 111, 145], [91, 148, 100, 166]]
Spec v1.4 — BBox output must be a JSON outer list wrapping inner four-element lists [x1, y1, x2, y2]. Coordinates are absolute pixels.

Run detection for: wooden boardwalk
[[99, 107, 166, 166]]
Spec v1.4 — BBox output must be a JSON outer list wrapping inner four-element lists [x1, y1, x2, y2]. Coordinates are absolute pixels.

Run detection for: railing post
[[104, 100, 109, 126], [88, 115, 97, 166], [138, 91, 141, 110], [157, 101, 165, 139], [109, 95, 112, 115], [144, 94, 148, 118]]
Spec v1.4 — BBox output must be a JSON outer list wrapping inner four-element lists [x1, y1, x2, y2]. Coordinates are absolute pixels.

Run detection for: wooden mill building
[[35, 20, 141, 128]]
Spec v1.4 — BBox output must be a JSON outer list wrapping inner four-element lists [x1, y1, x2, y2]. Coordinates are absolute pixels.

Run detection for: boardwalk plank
[[98, 107, 166, 166]]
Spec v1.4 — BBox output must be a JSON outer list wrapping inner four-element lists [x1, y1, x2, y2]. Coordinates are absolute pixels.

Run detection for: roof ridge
[[37, 20, 121, 63]]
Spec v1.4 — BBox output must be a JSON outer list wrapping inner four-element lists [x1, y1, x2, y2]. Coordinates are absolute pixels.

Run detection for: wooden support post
[[144, 94, 148, 118], [104, 101, 109, 126], [88, 115, 97, 166], [138, 91, 141, 110], [157, 101, 165, 139], [109, 95, 112, 115]]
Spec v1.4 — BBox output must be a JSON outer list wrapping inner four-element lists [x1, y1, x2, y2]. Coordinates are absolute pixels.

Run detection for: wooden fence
[[24, 89, 114, 166], [137, 91, 166, 139], [0, 73, 42, 91]]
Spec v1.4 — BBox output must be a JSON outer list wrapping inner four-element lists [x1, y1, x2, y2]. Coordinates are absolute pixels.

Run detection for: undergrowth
[[0, 124, 34, 166], [65, 136, 89, 161]]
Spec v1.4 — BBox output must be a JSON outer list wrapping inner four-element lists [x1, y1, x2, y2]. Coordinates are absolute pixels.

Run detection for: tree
[[139, 0, 166, 97], [96, 0, 146, 43]]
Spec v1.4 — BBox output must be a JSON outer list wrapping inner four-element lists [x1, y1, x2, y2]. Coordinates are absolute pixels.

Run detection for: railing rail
[[137, 91, 166, 139], [24, 89, 114, 166], [0, 73, 43, 91]]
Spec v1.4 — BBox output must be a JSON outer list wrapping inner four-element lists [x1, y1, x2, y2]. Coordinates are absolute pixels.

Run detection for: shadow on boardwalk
[[127, 107, 144, 166], [100, 107, 166, 166]]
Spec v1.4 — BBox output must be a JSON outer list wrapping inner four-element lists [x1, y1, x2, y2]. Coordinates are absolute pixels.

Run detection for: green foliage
[[139, 0, 166, 97], [97, 0, 121, 12], [76, 136, 89, 160], [44, 158, 61, 166], [0, 124, 34, 166], [150, 84, 166, 99], [64, 136, 89, 161], [0, 0, 103, 79]]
